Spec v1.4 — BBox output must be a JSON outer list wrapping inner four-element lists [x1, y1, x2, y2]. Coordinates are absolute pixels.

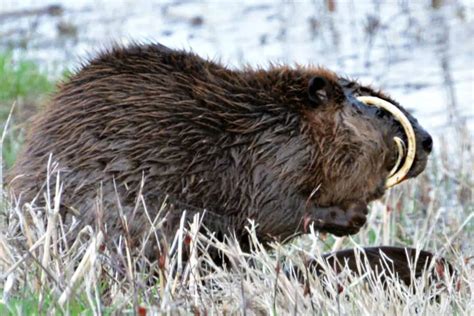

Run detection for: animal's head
[[301, 72, 432, 206]]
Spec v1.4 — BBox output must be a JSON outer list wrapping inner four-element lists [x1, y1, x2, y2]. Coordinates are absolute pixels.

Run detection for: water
[[0, 0, 472, 139]]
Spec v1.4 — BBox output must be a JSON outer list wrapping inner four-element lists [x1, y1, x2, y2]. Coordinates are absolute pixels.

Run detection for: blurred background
[[0, 0, 472, 163]]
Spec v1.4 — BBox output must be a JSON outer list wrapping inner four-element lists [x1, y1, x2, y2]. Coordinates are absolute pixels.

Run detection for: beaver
[[8, 43, 433, 262]]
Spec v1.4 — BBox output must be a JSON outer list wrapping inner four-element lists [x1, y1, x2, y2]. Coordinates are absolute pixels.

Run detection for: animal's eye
[[376, 108, 389, 119]]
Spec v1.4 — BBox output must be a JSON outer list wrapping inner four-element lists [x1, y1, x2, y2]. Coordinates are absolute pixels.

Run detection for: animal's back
[[12, 44, 229, 198]]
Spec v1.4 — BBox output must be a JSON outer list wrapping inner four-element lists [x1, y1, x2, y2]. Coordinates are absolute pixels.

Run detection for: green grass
[[0, 292, 86, 315], [0, 52, 55, 168], [0, 52, 53, 103], [0, 287, 114, 316]]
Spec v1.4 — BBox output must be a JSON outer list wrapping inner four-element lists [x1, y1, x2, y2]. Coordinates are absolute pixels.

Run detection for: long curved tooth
[[356, 96, 416, 188], [388, 136, 405, 178]]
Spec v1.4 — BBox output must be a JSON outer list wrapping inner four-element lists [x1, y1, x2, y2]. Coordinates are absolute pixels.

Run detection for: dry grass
[[0, 131, 472, 315]]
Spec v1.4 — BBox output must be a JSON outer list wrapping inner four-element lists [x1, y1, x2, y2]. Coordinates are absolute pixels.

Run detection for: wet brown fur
[[8, 43, 433, 260]]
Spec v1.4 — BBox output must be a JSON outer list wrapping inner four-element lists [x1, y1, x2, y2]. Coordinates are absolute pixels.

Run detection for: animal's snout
[[421, 134, 433, 153]]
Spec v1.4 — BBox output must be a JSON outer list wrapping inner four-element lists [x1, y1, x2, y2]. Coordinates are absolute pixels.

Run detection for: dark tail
[[309, 246, 453, 287]]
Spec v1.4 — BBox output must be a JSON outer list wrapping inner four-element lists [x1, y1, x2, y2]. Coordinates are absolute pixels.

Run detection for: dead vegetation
[[0, 132, 472, 315]]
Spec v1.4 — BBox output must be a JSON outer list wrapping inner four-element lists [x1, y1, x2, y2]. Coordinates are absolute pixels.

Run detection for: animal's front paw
[[306, 201, 368, 236]]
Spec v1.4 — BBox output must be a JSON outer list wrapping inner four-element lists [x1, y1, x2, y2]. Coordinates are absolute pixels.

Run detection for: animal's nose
[[422, 135, 433, 153]]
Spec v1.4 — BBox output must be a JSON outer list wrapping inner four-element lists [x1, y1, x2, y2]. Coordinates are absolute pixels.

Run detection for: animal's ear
[[307, 76, 335, 107]]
